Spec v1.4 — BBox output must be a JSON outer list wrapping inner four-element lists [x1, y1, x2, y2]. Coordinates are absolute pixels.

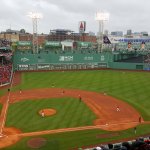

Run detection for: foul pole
[[0, 71, 15, 137]]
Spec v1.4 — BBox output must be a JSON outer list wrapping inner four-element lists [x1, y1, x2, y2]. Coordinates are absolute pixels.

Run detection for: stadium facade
[[1, 29, 150, 80]]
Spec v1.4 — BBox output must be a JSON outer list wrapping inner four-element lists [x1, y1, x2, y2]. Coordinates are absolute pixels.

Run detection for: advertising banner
[[79, 21, 86, 33], [37, 64, 50, 70]]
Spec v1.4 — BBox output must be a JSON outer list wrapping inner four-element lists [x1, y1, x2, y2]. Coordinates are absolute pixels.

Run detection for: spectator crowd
[[0, 38, 12, 86], [0, 39, 11, 47], [0, 64, 12, 86], [81, 136, 150, 150]]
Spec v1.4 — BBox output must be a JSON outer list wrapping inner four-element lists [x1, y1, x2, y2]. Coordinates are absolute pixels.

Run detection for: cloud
[[0, 0, 150, 34]]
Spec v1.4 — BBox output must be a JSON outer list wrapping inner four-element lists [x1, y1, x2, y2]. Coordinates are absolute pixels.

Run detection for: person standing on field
[[79, 94, 82, 102], [41, 110, 45, 117], [139, 116, 142, 123], [116, 106, 120, 112], [134, 127, 137, 134], [62, 90, 65, 95]]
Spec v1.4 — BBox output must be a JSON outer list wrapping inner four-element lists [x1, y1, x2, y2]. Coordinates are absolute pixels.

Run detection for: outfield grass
[[2, 70, 150, 149], [15, 70, 150, 120], [6, 98, 96, 132]]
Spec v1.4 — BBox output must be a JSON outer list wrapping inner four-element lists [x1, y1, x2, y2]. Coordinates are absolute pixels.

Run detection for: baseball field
[[0, 70, 150, 150]]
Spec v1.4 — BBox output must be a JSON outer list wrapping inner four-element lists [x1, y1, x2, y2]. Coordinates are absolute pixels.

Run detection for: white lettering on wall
[[59, 56, 73, 61]]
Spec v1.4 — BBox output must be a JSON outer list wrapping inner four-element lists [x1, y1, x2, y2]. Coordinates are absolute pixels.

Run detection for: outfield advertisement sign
[[100, 55, 105, 61], [17, 41, 32, 46], [77, 42, 92, 48], [45, 41, 61, 47], [18, 64, 29, 70], [98, 63, 107, 67], [17, 63, 107, 71], [84, 56, 93, 61], [21, 57, 30, 62], [18, 64, 37, 70], [59, 56, 73, 62], [37, 64, 50, 70], [29, 64, 37, 70]]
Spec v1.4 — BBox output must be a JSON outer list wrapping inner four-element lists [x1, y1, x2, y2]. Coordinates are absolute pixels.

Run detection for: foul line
[[0, 71, 15, 135], [12, 121, 141, 137]]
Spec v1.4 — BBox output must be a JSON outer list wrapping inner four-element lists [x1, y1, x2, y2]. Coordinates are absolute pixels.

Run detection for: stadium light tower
[[28, 12, 42, 53], [95, 11, 109, 52]]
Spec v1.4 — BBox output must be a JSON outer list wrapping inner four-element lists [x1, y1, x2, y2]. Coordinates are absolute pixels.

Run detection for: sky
[[0, 0, 150, 34]]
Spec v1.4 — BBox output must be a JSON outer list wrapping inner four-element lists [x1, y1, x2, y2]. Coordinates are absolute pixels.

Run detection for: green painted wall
[[13, 51, 113, 70], [108, 62, 144, 70], [13, 50, 149, 71]]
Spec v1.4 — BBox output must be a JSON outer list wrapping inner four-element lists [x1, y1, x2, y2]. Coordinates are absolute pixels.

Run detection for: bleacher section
[[0, 39, 11, 47], [116, 42, 150, 51], [0, 39, 13, 86], [81, 136, 150, 150], [0, 64, 12, 86]]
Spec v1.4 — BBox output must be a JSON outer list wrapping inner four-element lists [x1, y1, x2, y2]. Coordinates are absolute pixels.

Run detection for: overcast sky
[[0, 0, 150, 34]]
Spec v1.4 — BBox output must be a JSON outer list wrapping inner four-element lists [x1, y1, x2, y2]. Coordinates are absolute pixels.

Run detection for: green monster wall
[[13, 51, 113, 71], [13, 50, 148, 71]]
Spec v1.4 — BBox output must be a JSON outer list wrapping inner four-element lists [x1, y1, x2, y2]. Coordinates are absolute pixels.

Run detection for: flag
[[141, 41, 145, 49], [128, 42, 132, 48], [103, 35, 111, 44]]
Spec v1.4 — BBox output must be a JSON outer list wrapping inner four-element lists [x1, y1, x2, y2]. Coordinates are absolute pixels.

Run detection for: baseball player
[[79, 94, 82, 102], [62, 90, 65, 94], [41, 110, 45, 117], [139, 116, 142, 123], [116, 106, 120, 112]]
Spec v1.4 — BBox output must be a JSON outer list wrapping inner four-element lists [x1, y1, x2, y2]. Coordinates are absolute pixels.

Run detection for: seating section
[[0, 38, 12, 86], [0, 64, 12, 85], [0, 39, 11, 47], [116, 42, 150, 51], [81, 136, 150, 150]]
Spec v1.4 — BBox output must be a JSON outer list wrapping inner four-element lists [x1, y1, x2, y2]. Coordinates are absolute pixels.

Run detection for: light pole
[[28, 12, 42, 53], [95, 11, 109, 52]]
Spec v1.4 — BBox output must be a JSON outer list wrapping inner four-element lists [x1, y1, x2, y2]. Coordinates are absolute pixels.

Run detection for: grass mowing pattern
[[4, 70, 150, 149], [15, 70, 150, 120], [3, 124, 150, 150], [6, 98, 96, 132]]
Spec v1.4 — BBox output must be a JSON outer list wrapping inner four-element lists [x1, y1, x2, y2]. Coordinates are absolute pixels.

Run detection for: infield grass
[[14, 70, 150, 120], [6, 98, 96, 132], [2, 70, 150, 149]]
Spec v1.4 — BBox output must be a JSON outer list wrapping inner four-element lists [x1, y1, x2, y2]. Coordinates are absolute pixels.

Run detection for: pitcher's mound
[[27, 137, 47, 148], [39, 108, 56, 117]]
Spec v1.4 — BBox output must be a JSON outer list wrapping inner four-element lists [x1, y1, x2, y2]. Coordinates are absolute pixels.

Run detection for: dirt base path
[[0, 127, 22, 148], [12, 72, 22, 87], [0, 88, 146, 149], [0, 88, 143, 130]]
